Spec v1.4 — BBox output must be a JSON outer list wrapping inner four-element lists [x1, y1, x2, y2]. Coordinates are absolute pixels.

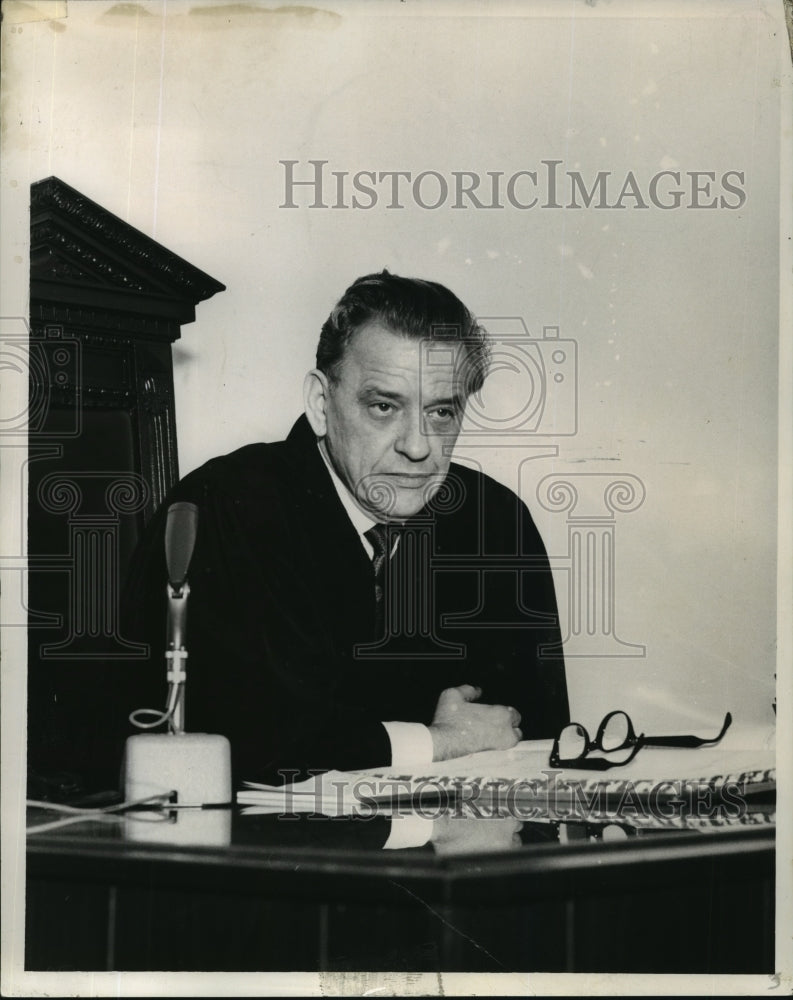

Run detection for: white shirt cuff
[[383, 813, 435, 850], [382, 721, 434, 770]]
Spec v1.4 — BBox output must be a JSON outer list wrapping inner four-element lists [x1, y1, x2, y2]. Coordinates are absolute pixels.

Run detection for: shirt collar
[[316, 440, 378, 541]]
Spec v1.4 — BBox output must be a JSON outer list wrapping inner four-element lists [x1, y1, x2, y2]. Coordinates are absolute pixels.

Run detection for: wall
[[1, 0, 787, 737]]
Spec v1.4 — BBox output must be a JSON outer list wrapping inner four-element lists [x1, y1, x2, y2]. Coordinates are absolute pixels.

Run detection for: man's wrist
[[428, 724, 457, 762]]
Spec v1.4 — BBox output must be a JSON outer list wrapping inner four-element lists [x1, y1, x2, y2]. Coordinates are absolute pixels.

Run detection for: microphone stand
[[124, 502, 231, 808], [162, 499, 198, 734], [165, 581, 189, 735]]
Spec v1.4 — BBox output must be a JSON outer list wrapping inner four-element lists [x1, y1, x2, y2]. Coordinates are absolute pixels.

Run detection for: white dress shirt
[[316, 443, 435, 849], [316, 443, 435, 771]]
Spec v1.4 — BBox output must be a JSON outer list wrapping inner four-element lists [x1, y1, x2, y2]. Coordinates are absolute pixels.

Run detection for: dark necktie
[[364, 523, 391, 634]]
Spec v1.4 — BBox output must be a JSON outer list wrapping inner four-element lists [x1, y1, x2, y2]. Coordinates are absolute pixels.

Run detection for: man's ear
[[303, 369, 330, 437]]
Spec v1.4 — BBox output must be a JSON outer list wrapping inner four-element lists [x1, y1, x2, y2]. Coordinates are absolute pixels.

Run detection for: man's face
[[321, 323, 466, 521]]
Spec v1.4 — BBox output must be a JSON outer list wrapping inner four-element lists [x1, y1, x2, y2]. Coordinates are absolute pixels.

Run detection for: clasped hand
[[428, 684, 522, 762]]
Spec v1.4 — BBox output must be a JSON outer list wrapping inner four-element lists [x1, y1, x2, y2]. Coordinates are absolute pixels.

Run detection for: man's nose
[[395, 414, 431, 462]]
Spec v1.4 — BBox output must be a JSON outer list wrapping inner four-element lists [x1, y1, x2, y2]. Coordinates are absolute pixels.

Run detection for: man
[[125, 271, 568, 785]]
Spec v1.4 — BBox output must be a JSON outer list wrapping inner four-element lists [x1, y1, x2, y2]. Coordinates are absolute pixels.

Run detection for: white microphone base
[[123, 732, 232, 806]]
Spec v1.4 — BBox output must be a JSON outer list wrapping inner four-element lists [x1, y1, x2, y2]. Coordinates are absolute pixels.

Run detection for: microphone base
[[123, 732, 232, 807]]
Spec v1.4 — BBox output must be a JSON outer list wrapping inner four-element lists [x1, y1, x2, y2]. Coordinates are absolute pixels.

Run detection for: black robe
[[123, 415, 569, 785]]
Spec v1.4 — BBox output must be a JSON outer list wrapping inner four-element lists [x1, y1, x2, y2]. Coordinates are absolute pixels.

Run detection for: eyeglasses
[[549, 710, 732, 770]]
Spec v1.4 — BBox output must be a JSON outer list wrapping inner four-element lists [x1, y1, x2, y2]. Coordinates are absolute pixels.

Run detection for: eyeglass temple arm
[[643, 712, 732, 749]]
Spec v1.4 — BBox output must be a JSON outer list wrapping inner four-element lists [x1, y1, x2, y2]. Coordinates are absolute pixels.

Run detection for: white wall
[[1, 0, 787, 737]]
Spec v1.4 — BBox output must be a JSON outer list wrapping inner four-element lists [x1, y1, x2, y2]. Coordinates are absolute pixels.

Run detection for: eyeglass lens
[[557, 723, 588, 760], [597, 711, 635, 752]]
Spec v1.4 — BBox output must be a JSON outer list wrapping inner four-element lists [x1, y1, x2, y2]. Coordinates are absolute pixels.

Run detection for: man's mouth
[[381, 473, 437, 488]]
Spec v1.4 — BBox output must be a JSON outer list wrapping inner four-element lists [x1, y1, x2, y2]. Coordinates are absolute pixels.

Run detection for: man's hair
[[316, 270, 491, 395]]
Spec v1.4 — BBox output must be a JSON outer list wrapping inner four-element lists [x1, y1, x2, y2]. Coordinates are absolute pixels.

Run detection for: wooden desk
[[25, 804, 774, 974]]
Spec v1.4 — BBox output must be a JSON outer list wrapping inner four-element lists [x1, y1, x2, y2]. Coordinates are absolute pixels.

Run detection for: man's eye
[[369, 401, 394, 417], [428, 407, 458, 424]]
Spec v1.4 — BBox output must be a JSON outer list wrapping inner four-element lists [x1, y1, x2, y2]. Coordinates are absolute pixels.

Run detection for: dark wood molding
[[31, 176, 226, 324], [27, 177, 226, 793]]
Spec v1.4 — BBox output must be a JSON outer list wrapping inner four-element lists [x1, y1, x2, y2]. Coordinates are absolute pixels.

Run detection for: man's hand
[[428, 684, 522, 761]]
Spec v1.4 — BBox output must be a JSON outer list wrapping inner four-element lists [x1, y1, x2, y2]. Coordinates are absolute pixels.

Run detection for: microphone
[[123, 501, 231, 808], [165, 501, 198, 594]]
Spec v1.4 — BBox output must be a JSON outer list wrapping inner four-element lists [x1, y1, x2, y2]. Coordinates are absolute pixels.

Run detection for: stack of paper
[[238, 733, 775, 833]]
